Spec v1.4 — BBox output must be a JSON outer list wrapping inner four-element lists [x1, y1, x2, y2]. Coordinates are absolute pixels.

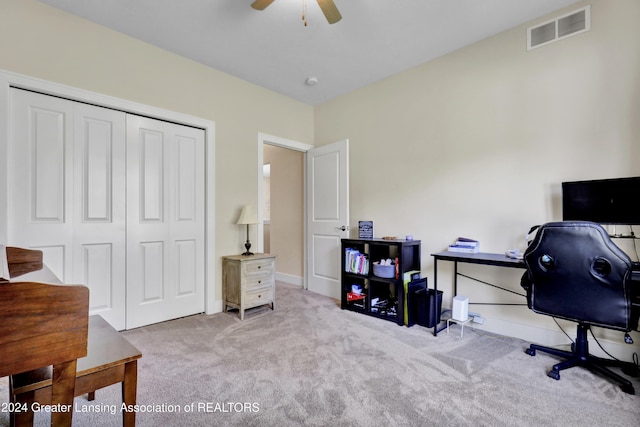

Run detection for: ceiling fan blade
[[317, 0, 342, 24], [251, 0, 276, 11]]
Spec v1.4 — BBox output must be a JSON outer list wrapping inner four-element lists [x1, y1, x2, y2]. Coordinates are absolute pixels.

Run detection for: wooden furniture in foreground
[[0, 248, 89, 427], [222, 253, 276, 320], [4, 246, 46, 279], [10, 315, 142, 427]]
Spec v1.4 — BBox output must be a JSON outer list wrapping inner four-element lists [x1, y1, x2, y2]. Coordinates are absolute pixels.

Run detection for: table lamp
[[236, 205, 258, 256]]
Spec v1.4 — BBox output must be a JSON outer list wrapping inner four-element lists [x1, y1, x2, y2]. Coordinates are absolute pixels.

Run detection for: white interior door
[[126, 115, 205, 329], [72, 103, 127, 330], [306, 139, 349, 299], [8, 90, 127, 330], [8, 89, 75, 281]]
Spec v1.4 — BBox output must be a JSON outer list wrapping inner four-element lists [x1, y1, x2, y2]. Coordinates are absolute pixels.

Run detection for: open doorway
[[257, 134, 312, 288]]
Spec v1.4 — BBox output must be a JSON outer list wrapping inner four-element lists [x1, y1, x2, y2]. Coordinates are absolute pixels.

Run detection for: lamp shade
[[236, 205, 258, 225]]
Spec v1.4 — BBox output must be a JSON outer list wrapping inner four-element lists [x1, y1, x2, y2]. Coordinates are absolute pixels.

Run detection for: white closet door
[[8, 89, 127, 330], [72, 103, 127, 330], [8, 90, 75, 281], [126, 115, 205, 329]]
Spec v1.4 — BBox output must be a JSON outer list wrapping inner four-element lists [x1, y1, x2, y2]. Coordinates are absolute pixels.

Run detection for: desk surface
[[431, 251, 527, 269]]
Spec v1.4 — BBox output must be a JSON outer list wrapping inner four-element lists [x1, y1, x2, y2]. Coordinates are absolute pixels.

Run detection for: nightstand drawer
[[243, 258, 274, 276], [244, 275, 273, 292], [246, 289, 273, 307]]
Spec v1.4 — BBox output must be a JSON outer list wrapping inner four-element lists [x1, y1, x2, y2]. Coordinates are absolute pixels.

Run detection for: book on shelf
[[344, 248, 369, 275]]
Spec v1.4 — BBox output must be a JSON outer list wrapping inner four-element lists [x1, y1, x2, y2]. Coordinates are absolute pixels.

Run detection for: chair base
[[525, 323, 636, 395]]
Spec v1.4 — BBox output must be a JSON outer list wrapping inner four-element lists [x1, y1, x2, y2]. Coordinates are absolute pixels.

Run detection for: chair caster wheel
[[547, 370, 560, 380], [525, 348, 536, 356]]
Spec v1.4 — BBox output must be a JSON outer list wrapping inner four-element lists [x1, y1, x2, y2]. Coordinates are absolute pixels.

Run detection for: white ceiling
[[39, 0, 580, 105]]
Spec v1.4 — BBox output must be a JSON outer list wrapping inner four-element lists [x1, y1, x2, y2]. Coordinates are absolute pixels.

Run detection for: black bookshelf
[[341, 238, 421, 326]]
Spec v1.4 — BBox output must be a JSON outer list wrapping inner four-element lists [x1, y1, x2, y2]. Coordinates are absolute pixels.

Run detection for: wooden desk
[[10, 315, 142, 427], [431, 251, 527, 336]]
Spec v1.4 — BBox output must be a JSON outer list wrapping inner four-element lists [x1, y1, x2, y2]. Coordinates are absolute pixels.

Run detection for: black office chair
[[521, 221, 639, 394]]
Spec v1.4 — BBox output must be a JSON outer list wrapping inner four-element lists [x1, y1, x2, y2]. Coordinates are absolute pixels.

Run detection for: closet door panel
[[177, 135, 196, 221], [172, 132, 204, 300], [176, 239, 197, 296], [73, 103, 126, 330], [32, 108, 66, 221], [141, 240, 165, 302], [140, 129, 164, 222], [82, 243, 114, 311], [126, 115, 205, 329], [8, 90, 74, 282]]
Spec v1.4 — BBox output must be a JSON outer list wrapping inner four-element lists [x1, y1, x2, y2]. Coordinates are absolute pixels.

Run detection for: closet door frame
[[0, 70, 217, 316]]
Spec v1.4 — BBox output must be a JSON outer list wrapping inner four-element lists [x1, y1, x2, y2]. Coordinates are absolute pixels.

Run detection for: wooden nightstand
[[222, 253, 276, 320]]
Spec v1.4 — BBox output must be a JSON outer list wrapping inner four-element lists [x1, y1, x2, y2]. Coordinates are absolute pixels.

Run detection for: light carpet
[[1, 282, 639, 426]]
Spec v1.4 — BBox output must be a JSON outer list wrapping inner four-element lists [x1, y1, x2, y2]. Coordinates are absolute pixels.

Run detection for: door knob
[[336, 226, 347, 231]]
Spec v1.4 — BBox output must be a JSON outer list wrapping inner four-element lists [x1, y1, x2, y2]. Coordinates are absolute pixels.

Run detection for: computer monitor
[[562, 176, 640, 225]]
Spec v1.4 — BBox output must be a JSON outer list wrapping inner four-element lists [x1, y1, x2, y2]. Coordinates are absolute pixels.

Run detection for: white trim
[[275, 272, 303, 287], [0, 69, 217, 316], [257, 133, 312, 289]]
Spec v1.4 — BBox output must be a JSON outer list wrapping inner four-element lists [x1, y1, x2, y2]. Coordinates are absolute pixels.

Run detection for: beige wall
[[314, 0, 640, 355], [2, 0, 639, 355], [263, 145, 304, 280], [0, 0, 314, 306]]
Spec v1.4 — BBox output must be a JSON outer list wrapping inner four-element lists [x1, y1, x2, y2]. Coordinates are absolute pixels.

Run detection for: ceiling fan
[[251, 0, 342, 25]]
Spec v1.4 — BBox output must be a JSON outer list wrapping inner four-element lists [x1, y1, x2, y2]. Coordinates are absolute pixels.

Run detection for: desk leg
[[433, 259, 438, 336], [122, 360, 138, 427], [454, 261, 458, 296]]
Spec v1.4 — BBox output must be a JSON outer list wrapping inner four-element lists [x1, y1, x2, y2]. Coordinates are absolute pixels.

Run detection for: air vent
[[528, 5, 591, 50]]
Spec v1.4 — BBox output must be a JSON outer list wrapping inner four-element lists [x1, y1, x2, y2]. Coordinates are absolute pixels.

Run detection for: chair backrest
[[0, 281, 89, 377], [523, 221, 633, 331], [1, 246, 89, 375]]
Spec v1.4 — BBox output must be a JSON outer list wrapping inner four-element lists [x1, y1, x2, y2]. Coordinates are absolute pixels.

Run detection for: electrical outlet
[[473, 316, 485, 324]]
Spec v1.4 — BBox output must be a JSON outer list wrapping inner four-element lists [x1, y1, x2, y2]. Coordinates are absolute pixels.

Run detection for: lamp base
[[242, 240, 254, 256]]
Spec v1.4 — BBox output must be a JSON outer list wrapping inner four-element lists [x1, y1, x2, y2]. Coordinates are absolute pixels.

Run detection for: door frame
[[257, 133, 312, 288], [0, 69, 217, 315]]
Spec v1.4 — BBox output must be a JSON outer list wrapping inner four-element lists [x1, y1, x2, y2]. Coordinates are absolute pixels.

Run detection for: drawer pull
[[258, 294, 261, 298], [258, 280, 261, 284]]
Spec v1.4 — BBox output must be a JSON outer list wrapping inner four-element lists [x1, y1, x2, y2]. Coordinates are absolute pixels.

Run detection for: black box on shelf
[[415, 288, 443, 328]]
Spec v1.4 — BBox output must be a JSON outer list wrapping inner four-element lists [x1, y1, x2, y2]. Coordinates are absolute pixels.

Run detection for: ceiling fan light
[[305, 77, 319, 86]]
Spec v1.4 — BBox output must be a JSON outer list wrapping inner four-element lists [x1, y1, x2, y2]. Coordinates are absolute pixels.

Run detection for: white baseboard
[[275, 272, 303, 287]]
